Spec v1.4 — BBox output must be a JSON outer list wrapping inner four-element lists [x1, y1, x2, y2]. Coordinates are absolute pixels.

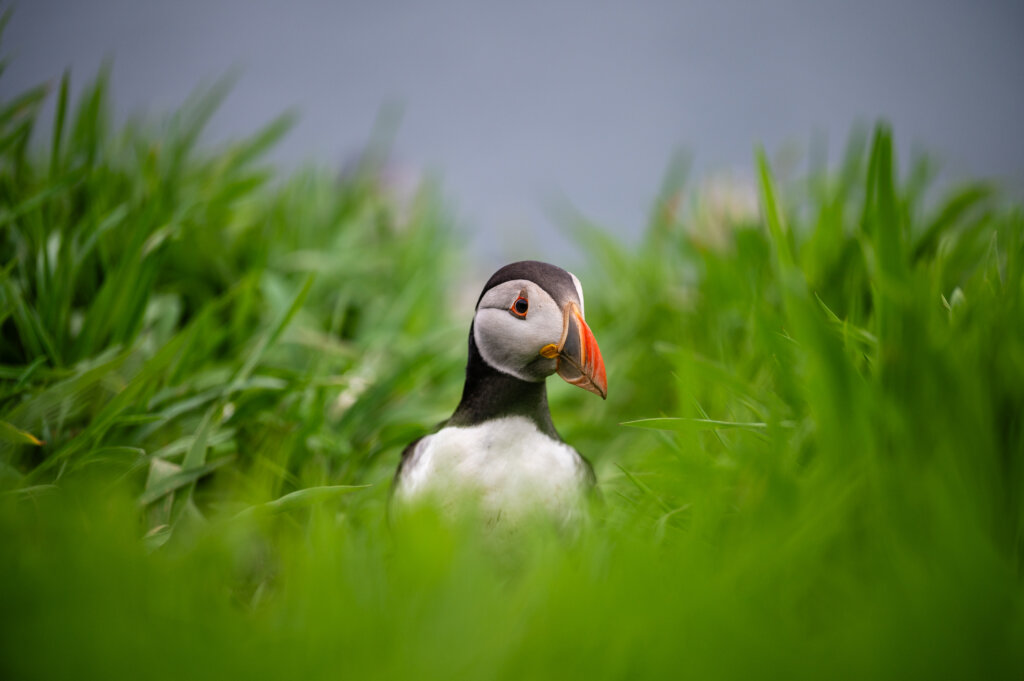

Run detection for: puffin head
[[471, 260, 607, 399]]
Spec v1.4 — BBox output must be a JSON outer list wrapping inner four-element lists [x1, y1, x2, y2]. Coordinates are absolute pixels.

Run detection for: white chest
[[394, 416, 590, 525]]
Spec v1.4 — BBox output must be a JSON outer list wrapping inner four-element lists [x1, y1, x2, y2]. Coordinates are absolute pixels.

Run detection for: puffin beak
[[542, 302, 608, 399]]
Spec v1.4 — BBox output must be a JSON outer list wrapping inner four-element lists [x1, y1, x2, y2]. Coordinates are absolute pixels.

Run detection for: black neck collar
[[447, 325, 560, 440]]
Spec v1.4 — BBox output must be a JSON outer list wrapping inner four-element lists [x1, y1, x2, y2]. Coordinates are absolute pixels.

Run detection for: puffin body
[[392, 260, 607, 529]]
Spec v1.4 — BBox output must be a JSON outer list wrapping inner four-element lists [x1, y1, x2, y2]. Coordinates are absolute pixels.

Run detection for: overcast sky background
[[5, 0, 1023, 266]]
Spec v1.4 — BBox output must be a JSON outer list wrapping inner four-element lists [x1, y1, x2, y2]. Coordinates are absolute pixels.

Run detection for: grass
[[2, 36, 1023, 680]]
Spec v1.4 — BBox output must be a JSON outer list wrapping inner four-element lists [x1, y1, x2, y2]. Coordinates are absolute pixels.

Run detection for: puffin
[[391, 260, 607, 530]]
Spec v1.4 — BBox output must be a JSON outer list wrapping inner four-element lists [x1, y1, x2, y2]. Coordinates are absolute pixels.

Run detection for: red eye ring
[[510, 295, 529, 318]]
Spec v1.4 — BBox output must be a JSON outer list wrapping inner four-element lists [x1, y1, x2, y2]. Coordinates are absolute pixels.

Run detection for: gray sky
[[5, 0, 1023, 265]]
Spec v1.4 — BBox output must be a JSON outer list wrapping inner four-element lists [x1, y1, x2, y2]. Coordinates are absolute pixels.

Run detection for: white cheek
[[474, 306, 562, 381]]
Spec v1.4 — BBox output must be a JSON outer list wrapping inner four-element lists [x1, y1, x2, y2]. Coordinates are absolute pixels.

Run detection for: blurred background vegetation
[[1, 23, 1023, 680]]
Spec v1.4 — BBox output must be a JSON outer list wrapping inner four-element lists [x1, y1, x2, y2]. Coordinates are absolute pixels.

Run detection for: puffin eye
[[510, 295, 529, 318]]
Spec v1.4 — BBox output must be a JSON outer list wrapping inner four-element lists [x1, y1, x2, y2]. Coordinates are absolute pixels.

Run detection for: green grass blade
[[139, 455, 234, 506], [232, 484, 373, 520], [622, 417, 771, 432], [49, 69, 69, 177], [0, 421, 44, 446]]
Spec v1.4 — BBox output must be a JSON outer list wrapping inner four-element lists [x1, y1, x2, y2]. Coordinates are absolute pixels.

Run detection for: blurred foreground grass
[[2, 50, 1023, 679]]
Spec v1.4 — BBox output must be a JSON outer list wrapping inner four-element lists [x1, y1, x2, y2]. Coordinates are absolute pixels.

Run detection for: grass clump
[[1, 50, 1023, 679]]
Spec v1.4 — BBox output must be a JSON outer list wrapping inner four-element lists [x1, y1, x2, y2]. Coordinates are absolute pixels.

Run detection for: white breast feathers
[[393, 416, 592, 529]]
